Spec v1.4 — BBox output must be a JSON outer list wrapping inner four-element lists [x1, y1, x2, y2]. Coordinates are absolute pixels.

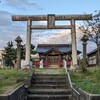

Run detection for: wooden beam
[[31, 25, 72, 29], [12, 14, 92, 21], [55, 25, 71, 29], [31, 25, 47, 29]]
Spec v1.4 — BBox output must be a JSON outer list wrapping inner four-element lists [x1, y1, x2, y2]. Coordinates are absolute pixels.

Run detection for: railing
[[67, 72, 80, 100], [64, 67, 80, 100]]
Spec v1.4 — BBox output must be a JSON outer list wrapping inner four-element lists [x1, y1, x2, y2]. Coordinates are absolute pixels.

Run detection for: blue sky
[[0, 0, 100, 54], [1, 0, 99, 14]]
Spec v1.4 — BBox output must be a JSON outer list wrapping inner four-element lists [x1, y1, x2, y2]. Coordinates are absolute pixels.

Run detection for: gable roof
[[44, 47, 62, 54], [36, 44, 72, 54], [87, 47, 100, 56]]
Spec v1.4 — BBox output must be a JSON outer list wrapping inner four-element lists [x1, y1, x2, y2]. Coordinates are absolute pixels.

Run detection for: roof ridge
[[38, 44, 71, 46]]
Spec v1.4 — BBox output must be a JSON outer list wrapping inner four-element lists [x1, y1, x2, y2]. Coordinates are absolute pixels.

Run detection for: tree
[[20, 44, 36, 60], [31, 44, 37, 54], [79, 10, 100, 67], [2, 41, 16, 67], [2, 40, 37, 68]]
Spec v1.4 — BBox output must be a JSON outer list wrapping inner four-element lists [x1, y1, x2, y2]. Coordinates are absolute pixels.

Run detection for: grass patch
[[0, 67, 66, 94], [70, 67, 100, 94], [0, 69, 30, 95], [33, 67, 66, 74]]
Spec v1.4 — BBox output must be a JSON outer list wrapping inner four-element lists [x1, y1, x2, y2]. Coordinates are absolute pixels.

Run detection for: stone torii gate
[[12, 14, 92, 69]]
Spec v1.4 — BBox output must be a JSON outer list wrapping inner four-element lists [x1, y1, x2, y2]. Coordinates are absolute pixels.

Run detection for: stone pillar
[[81, 35, 88, 66], [15, 36, 22, 69], [46, 55, 48, 67], [83, 42, 87, 62], [17, 44, 21, 69], [25, 20, 32, 69], [40, 59, 43, 68], [71, 19, 77, 68]]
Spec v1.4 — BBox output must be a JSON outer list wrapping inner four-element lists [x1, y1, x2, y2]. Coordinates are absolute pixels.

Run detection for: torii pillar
[[25, 20, 32, 68], [71, 19, 77, 69]]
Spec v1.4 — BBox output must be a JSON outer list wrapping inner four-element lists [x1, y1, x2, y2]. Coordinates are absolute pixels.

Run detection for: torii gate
[[12, 14, 92, 69]]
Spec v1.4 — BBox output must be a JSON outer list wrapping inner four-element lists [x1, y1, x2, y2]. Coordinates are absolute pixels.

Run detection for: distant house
[[87, 48, 100, 66], [35, 44, 81, 68]]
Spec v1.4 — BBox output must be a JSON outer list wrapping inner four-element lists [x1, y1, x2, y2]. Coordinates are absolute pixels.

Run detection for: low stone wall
[[72, 87, 100, 100], [67, 72, 100, 100], [0, 72, 33, 100], [0, 85, 26, 100], [78, 88, 100, 100], [72, 88, 80, 100]]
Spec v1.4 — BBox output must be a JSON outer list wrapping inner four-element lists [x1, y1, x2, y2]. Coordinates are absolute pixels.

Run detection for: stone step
[[32, 77, 67, 81], [49, 65, 59, 68], [31, 77, 68, 84], [27, 94, 72, 100], [32, 79, 67, 82], [31, 80, 67, 85], [31, 78, 67, 82], [30, 84, 68, 89], [28, 89, 71, 95], [33, 74, 66, 77], [27, 73, 71, 100]]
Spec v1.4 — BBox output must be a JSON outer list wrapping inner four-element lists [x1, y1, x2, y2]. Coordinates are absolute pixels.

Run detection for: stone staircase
[[27, 74, 72, 100]]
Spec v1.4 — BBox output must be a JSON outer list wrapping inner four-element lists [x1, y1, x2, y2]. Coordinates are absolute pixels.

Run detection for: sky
[[0, 0, 100, 54]]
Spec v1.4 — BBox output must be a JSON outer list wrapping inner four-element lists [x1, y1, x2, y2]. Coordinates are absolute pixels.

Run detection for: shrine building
[[34, 44, 81, 68]]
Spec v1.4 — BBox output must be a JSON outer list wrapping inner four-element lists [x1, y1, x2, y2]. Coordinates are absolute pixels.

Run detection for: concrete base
[[24, 65, 31, 70], [40, 66, 43, 68], [70, 64, 79, 70]]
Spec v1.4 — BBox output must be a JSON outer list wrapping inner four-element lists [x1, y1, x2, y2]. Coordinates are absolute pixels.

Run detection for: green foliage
[[21, 44, 37, 60], [2, 41, 36, 67], [2, 41, 16, 67], [70, 67, 100, 94], [31, 44, 37, 54], [0, 69, 30, 94]]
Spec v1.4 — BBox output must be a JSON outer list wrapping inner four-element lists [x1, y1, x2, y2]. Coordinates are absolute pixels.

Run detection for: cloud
[[31, 30, 71, 45], [0, 10, 47, 49], [33, 26, 84, 45], [0, 10, 27, 48], [3, 0, 44, 10]]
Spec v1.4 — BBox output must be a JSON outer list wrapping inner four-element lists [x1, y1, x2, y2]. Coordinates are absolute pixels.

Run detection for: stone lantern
[[15, 36, 22, 69], [81, 34, 88, 66]]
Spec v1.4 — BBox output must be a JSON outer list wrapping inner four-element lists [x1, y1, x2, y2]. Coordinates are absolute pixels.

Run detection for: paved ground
[[33, 68, 66, 74]]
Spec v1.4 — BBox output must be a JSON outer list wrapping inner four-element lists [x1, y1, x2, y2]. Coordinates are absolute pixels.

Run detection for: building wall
[[87, 53, 97, 66]]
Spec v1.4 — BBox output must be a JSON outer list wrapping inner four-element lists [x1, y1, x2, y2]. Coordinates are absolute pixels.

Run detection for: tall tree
[[2, 41, 16, 67], [31, 44, 37, 54], [20, 44, 36, 60], [79, 10, 100, 66]]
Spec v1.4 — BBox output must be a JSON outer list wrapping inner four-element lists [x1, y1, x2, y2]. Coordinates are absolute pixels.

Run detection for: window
[[88, 55, 96, 65]]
